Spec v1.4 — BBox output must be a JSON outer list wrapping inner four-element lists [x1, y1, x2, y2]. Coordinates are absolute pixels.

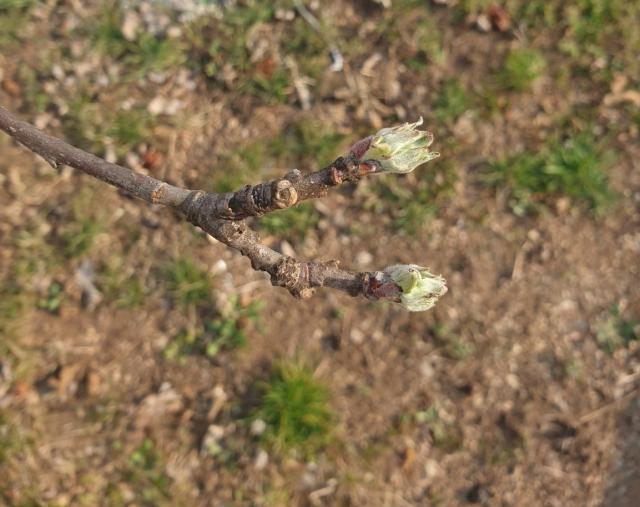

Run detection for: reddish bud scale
[[365, 273, 402, 301], [349, 136, 374, 159]]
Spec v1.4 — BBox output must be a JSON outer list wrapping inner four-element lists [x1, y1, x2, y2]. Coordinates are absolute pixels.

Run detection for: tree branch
[[179, 190, 375, 299], [0, 106, 374, 218], [0, 106, 377, 299], [0, 105, 446, 309], [214, 155, 378, 219], [0, 106, 190, 207]]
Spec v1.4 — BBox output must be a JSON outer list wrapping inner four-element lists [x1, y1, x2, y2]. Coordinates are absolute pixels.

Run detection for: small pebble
[[476, 14, 491, 32], [355, 250, 373, 268], [254, 449, 268, 470], [251, 418, 266, 436], [280, 240, 296, 258], [350, 329, 365, 344]]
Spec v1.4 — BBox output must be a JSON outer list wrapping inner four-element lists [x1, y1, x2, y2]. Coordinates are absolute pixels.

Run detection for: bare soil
[[1, 1, 639, 506]]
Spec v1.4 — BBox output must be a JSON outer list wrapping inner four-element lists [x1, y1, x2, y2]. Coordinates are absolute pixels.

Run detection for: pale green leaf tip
[[364, 117, 439, 174], [384, 264, 447, 312]]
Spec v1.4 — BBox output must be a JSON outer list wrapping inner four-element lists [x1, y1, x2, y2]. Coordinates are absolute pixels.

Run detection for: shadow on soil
[[602, 394, 640, 506]]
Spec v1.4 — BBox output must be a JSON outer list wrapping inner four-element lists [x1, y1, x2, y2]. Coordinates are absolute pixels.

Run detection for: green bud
[[363, 118, 439, 174], [384, 264, 447, 312]]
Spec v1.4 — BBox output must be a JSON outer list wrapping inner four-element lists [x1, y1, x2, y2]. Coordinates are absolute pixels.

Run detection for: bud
[[384, 264, 447, 312], [359, 118, 439, 174]]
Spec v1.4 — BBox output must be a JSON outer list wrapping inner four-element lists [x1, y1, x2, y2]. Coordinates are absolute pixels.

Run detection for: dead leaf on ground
[[488, 4, 511, 32]]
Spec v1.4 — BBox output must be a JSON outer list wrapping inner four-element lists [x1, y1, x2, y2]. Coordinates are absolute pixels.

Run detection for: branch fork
[[0, 105, 446, 311]]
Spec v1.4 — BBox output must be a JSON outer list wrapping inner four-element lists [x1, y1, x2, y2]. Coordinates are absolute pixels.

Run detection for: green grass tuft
[[185, 2, 291, 103], [255, 361, 333, 456], [62, 94, 155, 159], [0, 282, 24, 335], [211, 140, 273, 193], [100, 258, 146, 309], [124, 439, 171, 504], [164, 297, 262, 361], [92, 2, 185, 76], [560, 0, 631, 65], [435, 79, 471, 123], [596, 306, 639, 355], [92, 2, 127, 57], [16, 64, 50, 114], [130, 439, 162, 471], [60, 217, 102, 259], [274, 121, 346, 168], [453, 0, 639, 78], [165, 257, 212, 308], [280, 16, 328, 80], [106, 109, 153, 150], [36, 281, 64, 314], [486, 132, 613, 215], [257, 202, 319, 240], [0, 0, 35, 48], [128, 32, 186, 75], [0, 411, 23, 465], [203, 297, 262, 357], [499, 48, 546, 92], [403, 6, 444, 70], [452, 0, 492, 18], [545, 133, 614, 209]]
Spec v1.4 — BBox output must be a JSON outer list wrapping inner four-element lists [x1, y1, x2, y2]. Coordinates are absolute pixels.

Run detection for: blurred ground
[[1, 1, 640, 506]]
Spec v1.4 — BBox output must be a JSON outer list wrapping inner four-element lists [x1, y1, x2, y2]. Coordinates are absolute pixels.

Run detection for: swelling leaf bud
[[362, 118, 439, 174], [384, 264, 447, 312]]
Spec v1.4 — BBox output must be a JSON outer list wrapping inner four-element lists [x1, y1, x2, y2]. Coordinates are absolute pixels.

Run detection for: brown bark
[[0, 106, 389, 301]]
